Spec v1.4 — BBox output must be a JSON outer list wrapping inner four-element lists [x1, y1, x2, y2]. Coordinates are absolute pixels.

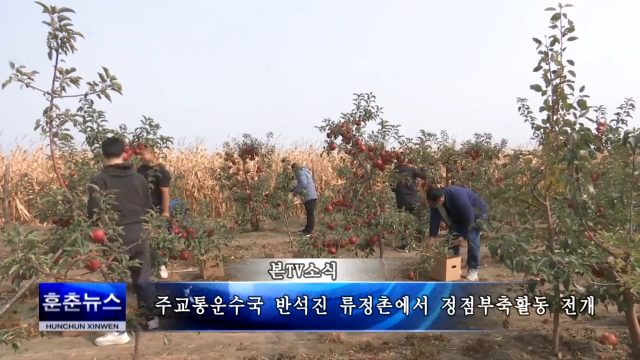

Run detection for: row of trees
[[0, 1, 638, 358]]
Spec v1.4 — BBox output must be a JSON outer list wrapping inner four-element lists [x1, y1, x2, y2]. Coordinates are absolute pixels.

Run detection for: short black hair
[[426, 187, 445, 202], [101, 137, 125, 159]]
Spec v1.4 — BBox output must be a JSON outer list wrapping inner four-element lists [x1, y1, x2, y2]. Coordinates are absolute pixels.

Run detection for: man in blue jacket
[[426, 186, 488, 281], [290, 163, 318, 236]]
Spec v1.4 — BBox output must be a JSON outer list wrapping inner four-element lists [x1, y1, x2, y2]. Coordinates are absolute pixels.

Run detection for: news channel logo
[[38, 283, 127, 332]]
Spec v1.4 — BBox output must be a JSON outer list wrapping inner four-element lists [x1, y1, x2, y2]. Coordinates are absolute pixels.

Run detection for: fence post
[[2, 162, 11, 227]]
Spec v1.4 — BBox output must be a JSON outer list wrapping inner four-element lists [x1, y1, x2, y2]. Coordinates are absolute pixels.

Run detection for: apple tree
[[0, 3, 167, 356], [304, 93, 424, 259], [487, 4, 640, 356], [215, 133, 298, 232]]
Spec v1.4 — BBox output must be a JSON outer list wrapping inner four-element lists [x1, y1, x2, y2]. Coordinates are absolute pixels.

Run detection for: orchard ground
[[0, 221, 631, 360]]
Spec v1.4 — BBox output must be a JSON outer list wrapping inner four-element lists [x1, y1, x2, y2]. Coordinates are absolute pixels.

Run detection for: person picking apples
[[391, 161, 428, 253], [137, 144, 172, 279], [290, 163, 318, 236], [87, 137, 159, 346], [425, 186, 489, 282]]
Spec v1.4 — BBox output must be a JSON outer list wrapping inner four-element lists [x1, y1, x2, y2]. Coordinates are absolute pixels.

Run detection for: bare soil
[[0, 221, 632, 359]]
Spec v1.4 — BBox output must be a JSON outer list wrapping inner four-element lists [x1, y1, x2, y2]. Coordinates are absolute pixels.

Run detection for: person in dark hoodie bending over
[[87, 137, 159, 346], [392, 161, 428, 253], [290, 163, 318, 236], [426, 186, 489, 282]]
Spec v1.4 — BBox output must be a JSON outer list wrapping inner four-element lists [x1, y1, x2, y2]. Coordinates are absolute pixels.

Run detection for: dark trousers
[[398, 204, 426, 246], [447, 215, 486, 270], [124, 223, 156, 315], [303, 199, 317, 232]]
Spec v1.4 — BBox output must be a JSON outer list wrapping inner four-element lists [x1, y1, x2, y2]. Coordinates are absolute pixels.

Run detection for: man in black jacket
[[391, 162, 428, 252], [87, 137, 158, 347], [137, 144, 172, 279]]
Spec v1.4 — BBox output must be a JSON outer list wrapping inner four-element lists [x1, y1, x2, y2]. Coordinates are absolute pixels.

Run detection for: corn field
[[0, 142, 345, 224], [0, 140, 534, 225]]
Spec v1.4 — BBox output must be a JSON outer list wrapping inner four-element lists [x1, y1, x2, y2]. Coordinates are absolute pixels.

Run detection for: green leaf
[[550, 13, 561, 23], [566, 59, 575, 66], [579, 85, 585, 93], [544, 7, 556, 11], [533, 65, 543, 72], [567, 36, 579, 42], [9, 61, 15, 70], [34, 1, 50, 14], [1, 77, 12, 90], [530, 84, 543, 92], [57, 6, 76, 14], [577, 98, 588, 111], [562, 272, 571, 291]]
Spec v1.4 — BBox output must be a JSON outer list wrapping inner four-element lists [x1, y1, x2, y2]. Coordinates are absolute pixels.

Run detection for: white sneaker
[[147, 317, 159, 330], [159, 265, 169, 279], [94, 332, 130, 346], [466, 269, 479, 282]]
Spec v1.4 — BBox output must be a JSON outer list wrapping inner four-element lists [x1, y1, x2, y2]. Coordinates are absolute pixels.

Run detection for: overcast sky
[[1, 0, 638, 151]]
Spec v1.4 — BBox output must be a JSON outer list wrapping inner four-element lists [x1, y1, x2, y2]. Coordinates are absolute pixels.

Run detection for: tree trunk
[[551, 304, 561, 353], [623, 289, 640, 356]]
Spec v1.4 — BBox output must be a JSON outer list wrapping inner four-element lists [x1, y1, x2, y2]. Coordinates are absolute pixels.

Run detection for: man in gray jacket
[[290, 163, 318, 236]]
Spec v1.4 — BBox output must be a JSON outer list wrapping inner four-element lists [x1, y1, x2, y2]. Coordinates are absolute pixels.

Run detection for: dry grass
[[0, 140, 531, 225], [0, 142, 345, 224]]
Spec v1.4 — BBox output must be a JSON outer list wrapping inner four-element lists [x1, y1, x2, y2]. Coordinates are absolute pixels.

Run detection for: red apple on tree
[[85, 259, 101, 272], [91, 229, 106, 244], [180, 251, 190, 261]]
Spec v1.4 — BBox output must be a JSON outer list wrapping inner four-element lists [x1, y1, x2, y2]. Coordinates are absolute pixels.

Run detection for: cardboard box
[[425, 256, 461, 281], [263, 251, 305, 258], [199, 261, 225, 280], [166, 267, 198, 281]]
